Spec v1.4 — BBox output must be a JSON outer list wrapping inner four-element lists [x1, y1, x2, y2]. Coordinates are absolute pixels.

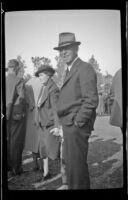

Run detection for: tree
[[16, 55, 27, 70], [53, 56, 66, 88], [88, 55, 104, 92], [24, 73, 32, 83], [31, 56, 52, 72], [103, 71, 113, 94]]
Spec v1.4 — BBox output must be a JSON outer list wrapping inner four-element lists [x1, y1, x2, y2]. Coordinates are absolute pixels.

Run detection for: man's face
[[39, 72, 49, 85], [59, 44, 78, 65]]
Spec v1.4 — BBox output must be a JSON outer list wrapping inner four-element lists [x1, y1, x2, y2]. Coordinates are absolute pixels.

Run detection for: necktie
[[65, 67, 69, 76]]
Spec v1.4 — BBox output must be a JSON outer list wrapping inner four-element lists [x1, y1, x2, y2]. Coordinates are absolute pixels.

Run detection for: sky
[[5, 10, 121, 76]]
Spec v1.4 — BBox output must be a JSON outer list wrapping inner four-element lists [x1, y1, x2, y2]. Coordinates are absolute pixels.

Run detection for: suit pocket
[[63, 112, 77, 125]]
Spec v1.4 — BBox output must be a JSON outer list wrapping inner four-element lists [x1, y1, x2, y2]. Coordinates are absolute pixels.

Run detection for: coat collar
[[61, 57, 81, 88], [38, 78, 54, 106]]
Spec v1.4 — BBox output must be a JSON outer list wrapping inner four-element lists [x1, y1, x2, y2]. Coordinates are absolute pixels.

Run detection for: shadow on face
[[59, 44, 78, 65], [38, 72, 50, 85]]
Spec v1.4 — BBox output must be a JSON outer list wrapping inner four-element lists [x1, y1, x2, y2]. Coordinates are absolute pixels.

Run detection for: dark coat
[[56, 57, 99, 189], [38, 78, 59, 129], [38, 78, 60, 160], [6, 74, 26, 173], [57, 58, 99, 131], [24, 77, 60, 160]]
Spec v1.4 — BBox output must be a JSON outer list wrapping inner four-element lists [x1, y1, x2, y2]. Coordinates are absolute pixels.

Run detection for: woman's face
[[39, 72, 49, 85]]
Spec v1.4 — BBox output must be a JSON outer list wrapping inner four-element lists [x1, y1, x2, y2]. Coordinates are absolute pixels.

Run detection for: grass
[[7, 137, 123, 190]]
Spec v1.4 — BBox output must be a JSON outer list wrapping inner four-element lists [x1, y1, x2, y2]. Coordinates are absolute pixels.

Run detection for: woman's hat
[[53, 32, 81, 50], [35, 64, 55, 77]]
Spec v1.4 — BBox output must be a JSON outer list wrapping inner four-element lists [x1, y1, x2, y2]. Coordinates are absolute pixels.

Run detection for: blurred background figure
[[96, 92, 104, 116], [109, 68, 122, 130], [103, 93, 109, 115], [6, 59, 27, 177]]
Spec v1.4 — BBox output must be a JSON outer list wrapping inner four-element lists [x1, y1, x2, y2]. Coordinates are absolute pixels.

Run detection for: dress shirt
[[66, 56, 78, 72]]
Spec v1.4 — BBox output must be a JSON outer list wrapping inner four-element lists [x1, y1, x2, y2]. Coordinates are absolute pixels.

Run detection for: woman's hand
[[50, 126, 63, 137], [50, 127, 60, 136]]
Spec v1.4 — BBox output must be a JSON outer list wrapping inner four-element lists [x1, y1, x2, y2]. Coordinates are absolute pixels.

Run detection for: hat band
[[58, 41, 77, 46]]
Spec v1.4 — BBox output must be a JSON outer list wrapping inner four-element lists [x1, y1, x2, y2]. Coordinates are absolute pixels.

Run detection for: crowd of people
[[5, 32, 123, 190]]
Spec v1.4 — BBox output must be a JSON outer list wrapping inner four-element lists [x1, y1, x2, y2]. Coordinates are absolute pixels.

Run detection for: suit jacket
[[57, 58, 99, 131], [6, 74, 26, 120], [109, 69, 122, 127]]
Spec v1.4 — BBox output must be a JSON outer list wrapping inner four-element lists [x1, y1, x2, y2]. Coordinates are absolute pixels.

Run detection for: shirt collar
[[67, 56, 78, 71]]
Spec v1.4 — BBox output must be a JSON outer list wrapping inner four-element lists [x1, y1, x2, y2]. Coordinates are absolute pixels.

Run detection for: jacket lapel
[[61, 58, 81, 88], [39, 86, 48, 105], [39, 79, 53, 106]]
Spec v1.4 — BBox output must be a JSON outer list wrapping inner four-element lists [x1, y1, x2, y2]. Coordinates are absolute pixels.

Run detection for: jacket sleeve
[[75, 64, 99, 126], [50, 86, 60, 128], [15, 79, 25, 104]]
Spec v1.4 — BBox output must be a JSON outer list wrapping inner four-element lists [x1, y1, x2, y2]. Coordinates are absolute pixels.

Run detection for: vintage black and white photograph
[[2, 8, 127, 192]]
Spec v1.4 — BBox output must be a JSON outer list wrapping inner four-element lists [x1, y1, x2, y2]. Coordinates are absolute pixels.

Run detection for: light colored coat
[[24, 77, 43, 153], [109, 69, 122, 127], [96, 94, 104, 114]]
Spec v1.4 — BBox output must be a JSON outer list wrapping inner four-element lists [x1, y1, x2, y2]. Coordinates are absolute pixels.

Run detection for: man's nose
[[61, 49, 67, 56]]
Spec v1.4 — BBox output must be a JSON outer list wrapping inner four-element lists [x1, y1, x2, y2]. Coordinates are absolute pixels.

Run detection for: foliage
[[31, 56, 52, 72], [103, 72, 113, 94], [88, 55, 104, 92], [24, 73, 32, 83], [16, 55, 27, 69], [53, 56, 66, 88]]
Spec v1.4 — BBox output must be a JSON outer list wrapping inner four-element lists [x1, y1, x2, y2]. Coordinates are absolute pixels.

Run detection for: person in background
[[24, 65, 60, 180], [103, 94, 109, 115], [6, 59, 27, 177], [109, 68, 122, 130], [96, 92, 104, 116], [109, 68, 124, 188], [54, 32, 99, 189], [24, 72, 43, 172]]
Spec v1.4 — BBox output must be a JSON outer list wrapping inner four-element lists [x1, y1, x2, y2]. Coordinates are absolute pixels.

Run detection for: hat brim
[[53, 41, 81, 50], [35, 67, 55, 77]]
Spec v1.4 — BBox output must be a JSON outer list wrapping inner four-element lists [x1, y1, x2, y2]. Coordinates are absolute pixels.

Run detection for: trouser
[[7, 118, 26, 173], [63, 124, 91, 189]]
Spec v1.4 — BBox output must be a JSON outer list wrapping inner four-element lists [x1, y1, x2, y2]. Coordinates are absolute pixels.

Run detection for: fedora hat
[[54, 32, 81, 50], [35, 64, 55, 77]]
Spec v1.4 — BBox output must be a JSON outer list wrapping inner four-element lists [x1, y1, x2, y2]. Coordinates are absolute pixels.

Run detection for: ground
[[7, 116, 124, 190]]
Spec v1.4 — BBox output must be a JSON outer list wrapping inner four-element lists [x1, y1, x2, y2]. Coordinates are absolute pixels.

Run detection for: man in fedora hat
[[24, 64, 60, 180], [54, 32, 99, 189]]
